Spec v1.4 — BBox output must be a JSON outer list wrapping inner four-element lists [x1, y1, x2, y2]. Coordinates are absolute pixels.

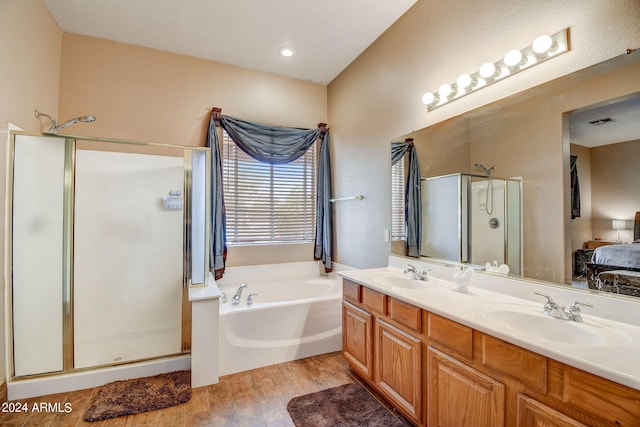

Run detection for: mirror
[[392, 50, 640, 295]]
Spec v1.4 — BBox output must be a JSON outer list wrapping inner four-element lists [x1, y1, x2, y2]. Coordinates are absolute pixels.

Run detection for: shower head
[[474, 163, 496, 176], [51, 115, 96, 133], [35, 109, 96, 133]]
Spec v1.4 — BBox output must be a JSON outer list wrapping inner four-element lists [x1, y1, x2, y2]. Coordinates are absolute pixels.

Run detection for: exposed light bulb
[[456, 73, 472, 89], [421, 91, 437, 105], [479, 62, 497, 79], [532, 35, 553, 54], [438, 83, 454, 98], [504, 49, 523, 67]]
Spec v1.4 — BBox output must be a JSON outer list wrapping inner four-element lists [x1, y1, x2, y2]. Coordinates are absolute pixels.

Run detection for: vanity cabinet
[[342, 280, 425, 425], [341, 278, 640, 427], [342, 301, 373, 380], [427, 347, 504, 427], [375, 319, 422, 421]]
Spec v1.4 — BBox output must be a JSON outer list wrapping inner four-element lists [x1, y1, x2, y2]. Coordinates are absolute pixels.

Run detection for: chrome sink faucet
[[567, 301, 593, 322], [232, 283, 248, 305], [404, 264, 430, 281], [534, 292, 593, 322]]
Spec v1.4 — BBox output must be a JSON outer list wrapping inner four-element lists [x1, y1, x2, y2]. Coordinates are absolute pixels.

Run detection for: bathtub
[[217, 261, 346, 376]]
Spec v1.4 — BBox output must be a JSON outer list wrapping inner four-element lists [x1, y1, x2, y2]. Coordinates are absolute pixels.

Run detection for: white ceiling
[[43, 0, 417, 85], [569, 94, 640, 148]]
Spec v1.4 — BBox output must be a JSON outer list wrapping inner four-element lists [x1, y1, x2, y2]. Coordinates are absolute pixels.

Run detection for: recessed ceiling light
[[278, 46, 296, 57]]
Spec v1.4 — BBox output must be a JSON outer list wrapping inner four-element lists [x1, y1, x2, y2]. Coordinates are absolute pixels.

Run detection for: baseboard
[[0, 380, 7, 403], [7, 355, 190, 401]]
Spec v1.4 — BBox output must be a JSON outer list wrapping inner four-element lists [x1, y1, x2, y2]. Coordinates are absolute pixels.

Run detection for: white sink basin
[[370, 273, 428, 289], [480, 304, 630, 347]]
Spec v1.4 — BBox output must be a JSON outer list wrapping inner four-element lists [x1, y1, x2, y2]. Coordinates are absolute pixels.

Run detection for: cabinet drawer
[[553, 364, 640, 426], [362, 287, 387, 315], [389, 298, 422, 333], [517, 394, 587, 427], [428, 313, 473, 360], [343, 279, 361, 304], [480, 334, 547, 393]]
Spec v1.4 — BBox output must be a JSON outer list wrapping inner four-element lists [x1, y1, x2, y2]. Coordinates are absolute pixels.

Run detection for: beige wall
[[58, 33, 327, 146], [57, 33, 328, 266], [591, 139, 640, 242], [0, 0, 62, 386], [0, 1, 62, 134], [328, 0, 640, 270]]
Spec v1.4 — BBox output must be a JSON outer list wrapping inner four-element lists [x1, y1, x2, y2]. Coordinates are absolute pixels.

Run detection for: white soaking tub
[[216, 261, 345, 375]]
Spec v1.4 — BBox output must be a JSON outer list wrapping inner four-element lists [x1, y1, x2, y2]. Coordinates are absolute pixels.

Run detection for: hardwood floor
[[0, 352, 406, 427]]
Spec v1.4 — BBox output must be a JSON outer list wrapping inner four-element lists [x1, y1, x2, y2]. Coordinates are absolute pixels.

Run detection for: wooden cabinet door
[[517, 394, 587, 427], [428, 347, 505, 427], [342, 301, 373, 380], [375, 319, 422, 424]]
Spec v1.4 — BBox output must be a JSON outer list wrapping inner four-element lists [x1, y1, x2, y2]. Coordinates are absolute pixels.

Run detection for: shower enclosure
[[7, 132, 209, 379], [421, 173, 522, 275]]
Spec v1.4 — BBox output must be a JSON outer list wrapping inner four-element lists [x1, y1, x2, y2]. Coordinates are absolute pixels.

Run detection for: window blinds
[[222, 131, 317, 245], [391, 159, 406, 240]]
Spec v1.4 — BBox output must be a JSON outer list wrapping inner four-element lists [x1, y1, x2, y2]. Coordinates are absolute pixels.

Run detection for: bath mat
[[287, 382, 411, 427], [84, 370, 191, 422]]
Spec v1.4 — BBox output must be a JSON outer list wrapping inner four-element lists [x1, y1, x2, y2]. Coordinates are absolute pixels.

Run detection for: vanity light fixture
[[421, 28, 570, 111]]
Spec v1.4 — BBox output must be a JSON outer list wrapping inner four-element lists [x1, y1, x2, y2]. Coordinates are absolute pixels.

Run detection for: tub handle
[[220, 291, 227, 304], [246, 293, 258, 306]]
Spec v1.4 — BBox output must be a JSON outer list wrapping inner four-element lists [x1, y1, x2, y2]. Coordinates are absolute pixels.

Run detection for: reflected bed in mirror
[[391, 49, 640, 300], [585, 212, 640, 297]]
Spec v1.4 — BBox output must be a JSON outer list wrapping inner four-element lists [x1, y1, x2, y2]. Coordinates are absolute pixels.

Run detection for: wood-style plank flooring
[[0, 352, 407, 426]]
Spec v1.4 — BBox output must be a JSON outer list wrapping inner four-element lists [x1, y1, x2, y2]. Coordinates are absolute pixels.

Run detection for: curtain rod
[[211, 107, 328, 130]]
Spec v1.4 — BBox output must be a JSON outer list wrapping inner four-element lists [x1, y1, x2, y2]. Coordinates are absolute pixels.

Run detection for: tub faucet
[[232, 284, 248, 305]]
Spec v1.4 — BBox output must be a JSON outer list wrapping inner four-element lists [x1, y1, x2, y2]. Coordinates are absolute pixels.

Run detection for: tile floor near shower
[[0, 352, 406, 427]]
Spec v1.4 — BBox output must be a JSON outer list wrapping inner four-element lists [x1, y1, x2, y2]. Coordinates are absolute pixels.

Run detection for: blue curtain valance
[[220, 115, 322, 164], [206, 112, 332, 278]]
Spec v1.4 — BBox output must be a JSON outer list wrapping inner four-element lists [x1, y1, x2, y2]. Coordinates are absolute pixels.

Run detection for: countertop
[[338, 266, 640, 392]]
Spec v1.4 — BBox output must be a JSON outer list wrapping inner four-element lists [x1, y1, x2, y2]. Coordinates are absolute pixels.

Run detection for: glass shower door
[[73, 147, 184, 368]]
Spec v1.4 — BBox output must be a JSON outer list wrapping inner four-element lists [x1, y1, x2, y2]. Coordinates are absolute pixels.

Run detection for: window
[[391, 159, 405, 240], [222, 130, 317, 245]]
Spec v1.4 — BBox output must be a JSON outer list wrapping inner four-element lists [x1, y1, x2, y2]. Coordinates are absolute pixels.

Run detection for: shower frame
[[420, 172, 522, 272], [5, 131, 210, 381]]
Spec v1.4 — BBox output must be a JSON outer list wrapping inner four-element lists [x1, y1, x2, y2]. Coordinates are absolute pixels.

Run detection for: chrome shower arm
[[35, 110, 96, 133], [34, 109, 59, 129], [51, 118, 80, 133]]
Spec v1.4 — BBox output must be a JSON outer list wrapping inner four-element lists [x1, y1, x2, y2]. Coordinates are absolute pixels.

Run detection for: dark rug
[[84, 370, 191, 422], [287, 382, 411, 427]]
